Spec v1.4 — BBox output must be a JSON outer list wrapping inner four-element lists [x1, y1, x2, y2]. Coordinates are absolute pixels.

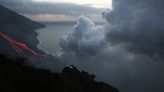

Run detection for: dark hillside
[[0, 5, 45, 58], [0, 55, 119, 92]]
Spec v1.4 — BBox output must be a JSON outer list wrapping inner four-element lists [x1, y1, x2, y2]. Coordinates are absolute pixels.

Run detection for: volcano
[[0, 5, 47, 59], [0, 4, 120, 92]]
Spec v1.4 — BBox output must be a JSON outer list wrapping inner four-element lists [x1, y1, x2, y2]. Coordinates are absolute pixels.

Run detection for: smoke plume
[[58, 0, 164, 92]]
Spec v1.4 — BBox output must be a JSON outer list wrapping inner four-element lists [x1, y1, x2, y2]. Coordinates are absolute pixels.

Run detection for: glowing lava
[[0, 32, 49, 61]]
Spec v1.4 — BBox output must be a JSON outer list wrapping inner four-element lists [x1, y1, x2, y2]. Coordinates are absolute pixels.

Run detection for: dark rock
[[0, 5, 45, 59], [0, 55, 119, 92]]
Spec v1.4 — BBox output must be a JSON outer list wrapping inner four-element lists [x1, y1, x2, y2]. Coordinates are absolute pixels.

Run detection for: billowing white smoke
[[59, 0, 164, 92], [60, 15, 106, 55]]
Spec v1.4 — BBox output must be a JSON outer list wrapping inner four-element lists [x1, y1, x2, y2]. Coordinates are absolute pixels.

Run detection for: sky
[[0, 0, 112, 22], [1, 0, 164, 92], [32, 0, 112, 8]]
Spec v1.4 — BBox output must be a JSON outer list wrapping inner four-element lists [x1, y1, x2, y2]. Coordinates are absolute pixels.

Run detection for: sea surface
[[36, 22, 75, 55], [36, 22, 104, 55]]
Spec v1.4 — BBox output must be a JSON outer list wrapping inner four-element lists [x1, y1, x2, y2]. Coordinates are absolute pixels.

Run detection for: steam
[[60, 15, 106, 55], [104, 0, 164, 58], [58, 0, 164, 92]]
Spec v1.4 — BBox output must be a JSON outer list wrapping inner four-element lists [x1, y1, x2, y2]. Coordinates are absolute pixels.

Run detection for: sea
[[36, 22, 104, 55]]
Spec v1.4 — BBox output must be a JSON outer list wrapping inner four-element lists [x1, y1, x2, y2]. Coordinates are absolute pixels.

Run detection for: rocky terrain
[[0, 55, 119, 92], [0, 5, 45, 59]]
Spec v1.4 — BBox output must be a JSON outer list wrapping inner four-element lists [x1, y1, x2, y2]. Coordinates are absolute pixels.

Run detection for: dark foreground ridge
[[0, 55, 119, 92]]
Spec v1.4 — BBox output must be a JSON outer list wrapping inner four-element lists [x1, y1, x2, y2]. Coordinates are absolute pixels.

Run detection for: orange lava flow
[[0, 32, 49, 60]]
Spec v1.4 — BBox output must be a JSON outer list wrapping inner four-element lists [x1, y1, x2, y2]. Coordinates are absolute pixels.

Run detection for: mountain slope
[[0, 55, 119, 92], [0, 5, 119, 92], [0, 5, 45, 58]]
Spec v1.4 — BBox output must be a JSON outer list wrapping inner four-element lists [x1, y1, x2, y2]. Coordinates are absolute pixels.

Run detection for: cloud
[[104, 0, 164, 58], [0, 0, 105, 22], [23, 14, 75, 22], [0, 0, 101, 16], [59, 15, 106, 55], [58, 0, 164, 92]]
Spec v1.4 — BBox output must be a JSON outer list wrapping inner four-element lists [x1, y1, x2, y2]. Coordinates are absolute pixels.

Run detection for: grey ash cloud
[[59, 0, 164, 92], [105, 0, 164, 58]]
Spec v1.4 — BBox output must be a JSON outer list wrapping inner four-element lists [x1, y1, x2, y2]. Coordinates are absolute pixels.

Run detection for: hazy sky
[[0, 0, 112, 22], [32, 0, 112, 8], [30, 0, 112, 22]]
